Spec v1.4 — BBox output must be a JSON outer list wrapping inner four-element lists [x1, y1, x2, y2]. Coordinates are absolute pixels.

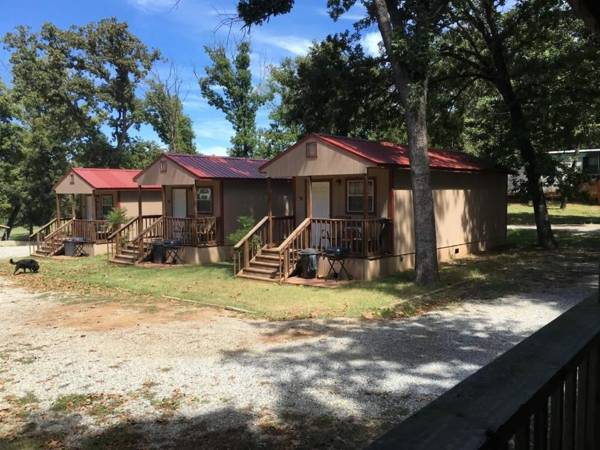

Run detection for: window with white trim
[[346, 179, 374, 213], [101, 195, 114, 218], [196, 187, 213, 214]]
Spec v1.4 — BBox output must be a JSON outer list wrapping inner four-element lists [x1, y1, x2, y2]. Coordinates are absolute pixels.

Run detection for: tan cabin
[[31, 168, 162, 257], [233, 134, 508, 281], [106, 153, 292, 265]]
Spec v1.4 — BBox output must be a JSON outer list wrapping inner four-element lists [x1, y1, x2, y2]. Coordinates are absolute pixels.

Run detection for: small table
[[72, 241, 88, 257], [323, 248, 353, 281], [164, 244, 184, 264]]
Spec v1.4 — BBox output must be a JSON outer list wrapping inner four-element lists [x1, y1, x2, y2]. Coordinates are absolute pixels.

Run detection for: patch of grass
[[51, 393, 96, 412], [15, 392, 39, 406], [508, 202, 600, 225], [1, 228, 597, 320]]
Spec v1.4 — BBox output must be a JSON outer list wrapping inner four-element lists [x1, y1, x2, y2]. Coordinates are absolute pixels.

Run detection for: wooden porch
[[107, 215, 222, 265], [30, 218, 111, 256], [233, 216, 392, 282]]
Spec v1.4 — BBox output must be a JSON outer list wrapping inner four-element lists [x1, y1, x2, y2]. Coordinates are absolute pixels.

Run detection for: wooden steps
[[110, 242, 150, 266], [237, 247, 282, 282]]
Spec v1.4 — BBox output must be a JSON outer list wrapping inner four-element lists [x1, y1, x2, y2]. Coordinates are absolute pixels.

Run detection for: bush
[[106, 207, 128, 231], [227, 215, 261, 247]]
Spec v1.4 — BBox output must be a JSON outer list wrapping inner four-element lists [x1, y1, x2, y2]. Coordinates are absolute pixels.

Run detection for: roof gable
[[55, 168, 159, 193], [261, 134, 504, 174]]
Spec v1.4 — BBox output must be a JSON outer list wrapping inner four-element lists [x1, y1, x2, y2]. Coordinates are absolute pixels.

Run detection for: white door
[[86, 196, 94, 220], [311, 182, 331, 249], [172, 188, 187, 218]]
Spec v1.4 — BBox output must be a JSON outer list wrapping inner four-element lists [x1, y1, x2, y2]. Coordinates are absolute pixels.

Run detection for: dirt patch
[[258, 328, 327, 345], [29, 301, 221, 332]]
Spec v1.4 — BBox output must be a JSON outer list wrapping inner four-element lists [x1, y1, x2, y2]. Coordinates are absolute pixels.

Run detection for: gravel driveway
[[0, 244, 30, 260], [0, 275, 596, 449]]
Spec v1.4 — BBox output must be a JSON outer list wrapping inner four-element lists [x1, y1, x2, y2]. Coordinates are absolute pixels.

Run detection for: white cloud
[[361, 31, 382, 56], [194, 120, 233, 140], [254, 33, 313, 56], [127, 0, 177, 13], [197, 145, 229, 156]]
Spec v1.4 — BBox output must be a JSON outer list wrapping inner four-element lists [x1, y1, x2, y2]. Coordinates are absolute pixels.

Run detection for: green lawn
[[508, 202, 600, 225], [2, 229, 598, 320]]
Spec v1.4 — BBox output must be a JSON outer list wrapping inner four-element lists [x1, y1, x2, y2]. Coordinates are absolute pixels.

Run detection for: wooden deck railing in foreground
[[367, 294, 600, 450]]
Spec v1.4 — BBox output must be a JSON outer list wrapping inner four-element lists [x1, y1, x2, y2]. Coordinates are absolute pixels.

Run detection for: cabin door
[[172, 188, 187, 218], [311, 181, 331, 248], [85, 196, 94, 220]]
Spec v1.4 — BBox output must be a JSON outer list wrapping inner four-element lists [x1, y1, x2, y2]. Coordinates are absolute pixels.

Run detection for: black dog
[[10, 258, 40, 275]]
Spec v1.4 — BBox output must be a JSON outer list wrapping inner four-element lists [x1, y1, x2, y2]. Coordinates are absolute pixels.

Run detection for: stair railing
[[274, 217, 311, 281], [131, 216, 165, 262], [107, 215, 163, 261], [36, 219, 74, 256], [29, 218, 61, 254], [233, 216, 269, 275]]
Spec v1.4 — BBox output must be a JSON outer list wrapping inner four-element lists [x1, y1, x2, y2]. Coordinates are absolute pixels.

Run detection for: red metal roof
[[317, 134, 503, 171], [262, 134, 504, 172], [165, 154, 271, 179], [72, 168, 160, 190]]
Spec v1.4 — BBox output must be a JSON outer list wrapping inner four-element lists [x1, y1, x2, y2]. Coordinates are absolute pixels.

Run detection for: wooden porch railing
[[310, 217, 392, 257], [232, 215, 295, 275], [106, 215, 162, 260], [69, 219, 110, 243], [30, 218, 74, 255], [276, 217, 312, 280], [29, 218, 64, 253], [367, 294, 600, 450]]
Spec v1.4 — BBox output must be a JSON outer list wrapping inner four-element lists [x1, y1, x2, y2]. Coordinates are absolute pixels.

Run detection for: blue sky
[[0, 0, 380, 155]]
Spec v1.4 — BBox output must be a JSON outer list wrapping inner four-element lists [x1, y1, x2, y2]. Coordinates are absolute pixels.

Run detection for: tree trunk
[[560, 196, 567, 209], [490, 43, 557, 249], [503, 96, 556, 248], [4, 204, 20, 240], [406, 96, 439, 284], [373, 0, 440, 284]]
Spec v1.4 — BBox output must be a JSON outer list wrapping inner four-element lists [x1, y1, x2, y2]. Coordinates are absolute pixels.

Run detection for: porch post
[[161, 186, 167, 217], [192, 183, 197, 217], [55, 193, 62, 224], [137, 185, 143, 231], [71, 194, 76, 219], [306, 177, 313, 218], [267, 177, 273, 245], [363, 172, 369, 219], [363, 172, 369, 257]]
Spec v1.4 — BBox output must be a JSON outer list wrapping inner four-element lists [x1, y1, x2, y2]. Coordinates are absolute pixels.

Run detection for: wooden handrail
[[233, 216, 269, 250], [107, 216, 139, 241], [275, 218, 311, 251], [45, 218, 74, 240], [133, 216, 165, 242], [29, 218, 57, 240]]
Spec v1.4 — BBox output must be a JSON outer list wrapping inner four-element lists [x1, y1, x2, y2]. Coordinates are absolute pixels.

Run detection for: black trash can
[[297, 248, 320, 278], [63, 237, 86, 256], [151, 239, 165, 264]]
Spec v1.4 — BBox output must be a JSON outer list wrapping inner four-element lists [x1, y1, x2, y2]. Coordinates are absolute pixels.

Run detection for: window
[[101, 195, 114, 218], [582, 154, 600, 175], [306, 142, 317, 159], [346, 179, 374, 213], [196, 187, 213, 214], [69, 174, 75, 185], [160, 160, 167, 173]]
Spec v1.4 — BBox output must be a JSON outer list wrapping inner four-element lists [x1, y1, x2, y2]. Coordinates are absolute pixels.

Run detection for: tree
[[443, 0, 600, 248], [76, 18, 160, 164], [145, 67, 195, 153], [266, 33, 403, 142], [237, 0, 450, 284], [567, 0, 600, 33], [0, 81, 23, 237], [199, 40, 268, 157]]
